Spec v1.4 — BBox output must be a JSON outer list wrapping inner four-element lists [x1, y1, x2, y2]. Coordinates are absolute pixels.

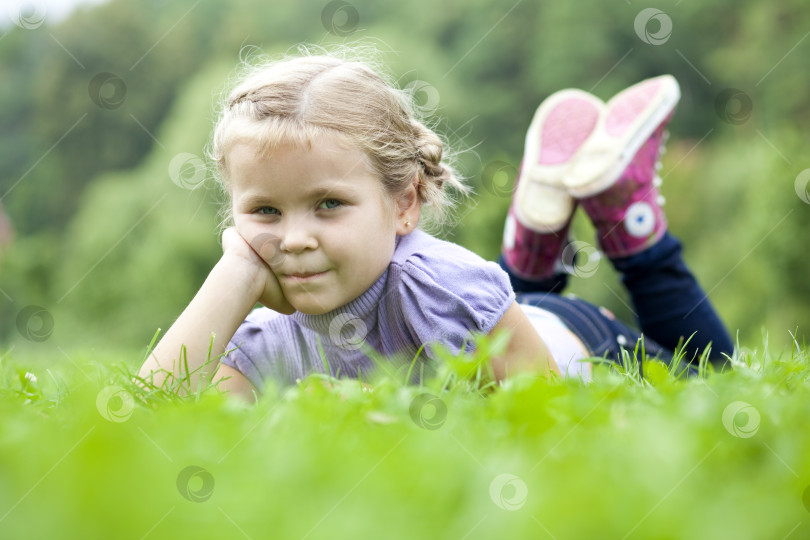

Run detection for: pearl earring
[[405, 221, 411, 228]]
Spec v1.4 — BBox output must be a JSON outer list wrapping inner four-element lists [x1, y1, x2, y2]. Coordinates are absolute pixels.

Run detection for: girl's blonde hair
[[208, 46, 468, 232]]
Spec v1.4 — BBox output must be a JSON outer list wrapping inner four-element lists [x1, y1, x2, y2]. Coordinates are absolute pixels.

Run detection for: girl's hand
[[221, 227, 295, 315]]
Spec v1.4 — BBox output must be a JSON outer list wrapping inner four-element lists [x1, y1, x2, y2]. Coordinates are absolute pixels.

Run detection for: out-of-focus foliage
[[0, 0, 808, 356], [1, 339, 810, 539]]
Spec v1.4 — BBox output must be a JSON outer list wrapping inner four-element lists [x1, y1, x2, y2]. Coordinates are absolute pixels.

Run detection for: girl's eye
[[319, 199, 342, 210], [256, 207, 280, 215]]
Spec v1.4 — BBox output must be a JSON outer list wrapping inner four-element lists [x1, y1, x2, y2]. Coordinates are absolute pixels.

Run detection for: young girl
[[137, 52, 733, 402]]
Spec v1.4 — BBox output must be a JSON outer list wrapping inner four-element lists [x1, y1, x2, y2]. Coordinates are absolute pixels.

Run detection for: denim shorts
[[515, 291, 699, 376]]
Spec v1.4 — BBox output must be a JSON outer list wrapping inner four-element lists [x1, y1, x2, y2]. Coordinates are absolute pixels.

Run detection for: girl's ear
[[394, 177, 421, 235]]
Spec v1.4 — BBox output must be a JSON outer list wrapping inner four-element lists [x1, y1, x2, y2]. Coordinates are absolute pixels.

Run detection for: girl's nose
[[279, 217, 318, 253]]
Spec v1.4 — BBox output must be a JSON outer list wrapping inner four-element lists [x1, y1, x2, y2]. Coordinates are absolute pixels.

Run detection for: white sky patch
[[1, 0, 110, 29]]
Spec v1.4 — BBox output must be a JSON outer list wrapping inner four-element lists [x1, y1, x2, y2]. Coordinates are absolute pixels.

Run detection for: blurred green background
[[1, 0, 808, 363]]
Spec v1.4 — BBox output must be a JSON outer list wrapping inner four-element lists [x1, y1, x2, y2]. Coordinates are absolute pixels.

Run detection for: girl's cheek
[[231, 211, 246, 228], [233, 210, 261, 228], [236, 220, 283, 253], [232, 216, 257, 242]]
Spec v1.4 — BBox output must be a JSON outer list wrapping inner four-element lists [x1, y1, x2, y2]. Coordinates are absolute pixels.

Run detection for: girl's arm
[[137, 228, 292, 398], [488, 300, 561, 382], [211, 363, 259, 403], [136, 254, 263, 396]]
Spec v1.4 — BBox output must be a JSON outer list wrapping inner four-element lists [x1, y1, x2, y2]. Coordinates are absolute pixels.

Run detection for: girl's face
[[229, 134, 413, 315]]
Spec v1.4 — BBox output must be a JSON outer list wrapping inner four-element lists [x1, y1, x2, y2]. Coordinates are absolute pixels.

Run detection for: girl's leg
[[499, 256, 568, 294], [499, 85, 687, 375], [568, 75, 734, 364], [611, 233, 734, 363], [500, 89, 603, 293]]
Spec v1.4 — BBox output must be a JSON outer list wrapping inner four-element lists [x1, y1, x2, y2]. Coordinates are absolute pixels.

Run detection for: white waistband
[[518, 303, 592, 382]]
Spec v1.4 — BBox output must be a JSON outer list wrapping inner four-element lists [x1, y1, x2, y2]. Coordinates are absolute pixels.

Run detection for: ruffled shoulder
[[390, 230, 515, 356]]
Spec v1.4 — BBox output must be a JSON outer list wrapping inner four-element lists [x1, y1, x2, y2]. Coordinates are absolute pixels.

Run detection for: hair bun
[[408, 121, 468, 232], [414, 124, 450, 183]]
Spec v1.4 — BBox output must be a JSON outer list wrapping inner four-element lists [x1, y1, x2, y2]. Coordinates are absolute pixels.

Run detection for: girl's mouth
[[282, 270, 328, 283]]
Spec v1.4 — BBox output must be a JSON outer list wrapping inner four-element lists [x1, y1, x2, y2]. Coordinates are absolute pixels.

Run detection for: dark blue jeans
[[499, 233, 734, 374]]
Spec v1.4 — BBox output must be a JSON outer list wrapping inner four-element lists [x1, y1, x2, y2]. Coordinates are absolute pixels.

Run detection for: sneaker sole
[[514, 89, 603, 232], [564, 75, 680, 198]]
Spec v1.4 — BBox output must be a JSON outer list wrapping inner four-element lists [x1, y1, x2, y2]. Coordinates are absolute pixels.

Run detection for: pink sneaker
[[564, 75, 680, 258], [502, 89, 603, 280]]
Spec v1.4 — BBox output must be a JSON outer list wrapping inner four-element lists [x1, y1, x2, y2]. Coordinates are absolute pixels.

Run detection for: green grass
[[1, 334, 809, 539]]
